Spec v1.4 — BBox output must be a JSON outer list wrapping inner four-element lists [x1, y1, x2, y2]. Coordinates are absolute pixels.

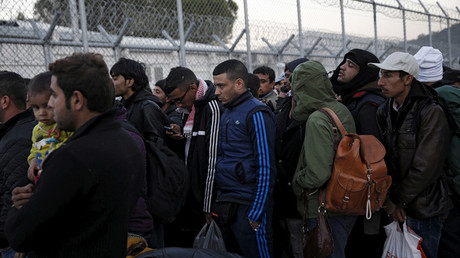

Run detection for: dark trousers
[[217, 203, 274, 258], [307, 215, 356, 258], [438, 201, 460, 258], [345, 211, 386, 258], [407, 215, 445, 258]]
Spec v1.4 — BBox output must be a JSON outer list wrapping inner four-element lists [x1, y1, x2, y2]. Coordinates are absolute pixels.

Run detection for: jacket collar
[[122, 88, 162, 108], [260, 90, 276, 99], [407, 79, 437, 100], [224, 90, 252, 109], [194, 80, 217, 107], [0, 108, 35, 138], [349, 82, 385, 101], [68, 108, 119, 143]]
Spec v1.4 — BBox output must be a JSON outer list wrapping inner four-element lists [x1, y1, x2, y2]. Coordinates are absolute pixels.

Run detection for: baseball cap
[[275, 73, 285, 83], [368, 52, 419, 78]]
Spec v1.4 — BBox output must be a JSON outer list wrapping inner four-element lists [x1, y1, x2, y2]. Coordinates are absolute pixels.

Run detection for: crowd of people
[[0, 46, 458, 258]]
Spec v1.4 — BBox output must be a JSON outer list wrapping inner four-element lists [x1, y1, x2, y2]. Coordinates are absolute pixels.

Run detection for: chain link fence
[[0, 0, 459, 84]]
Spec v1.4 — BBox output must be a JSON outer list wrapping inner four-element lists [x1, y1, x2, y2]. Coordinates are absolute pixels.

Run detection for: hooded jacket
[[330, 49, 380, 102], [291, 61, 356, 219], [436, 85, 460, 201], [376, 80, 453, 218], [122, 88, 167, 143], [330, 49, 385, 137]]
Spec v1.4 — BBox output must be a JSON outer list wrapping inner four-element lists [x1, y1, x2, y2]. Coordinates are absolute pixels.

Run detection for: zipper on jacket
[[225, 119, 230, 144]]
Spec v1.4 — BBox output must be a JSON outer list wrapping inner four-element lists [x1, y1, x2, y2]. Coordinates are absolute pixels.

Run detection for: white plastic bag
[[382, 221, 426, 258], [193, 221, 226, 251]]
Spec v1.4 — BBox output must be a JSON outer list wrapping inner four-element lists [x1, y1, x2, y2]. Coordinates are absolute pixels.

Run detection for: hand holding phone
[[163, 126, 176, 133]]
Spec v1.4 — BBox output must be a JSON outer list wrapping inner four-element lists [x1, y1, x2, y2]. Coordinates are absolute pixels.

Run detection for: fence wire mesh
[[0, 0, 459, 84]]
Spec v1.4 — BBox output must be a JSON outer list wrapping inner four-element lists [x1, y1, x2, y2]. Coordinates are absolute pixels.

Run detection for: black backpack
[[144, 138, 190, 224]]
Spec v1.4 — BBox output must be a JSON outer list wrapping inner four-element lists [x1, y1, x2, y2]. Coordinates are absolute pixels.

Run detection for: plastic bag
[[193, 221, 226, 252], [382, 221, 426, 258]]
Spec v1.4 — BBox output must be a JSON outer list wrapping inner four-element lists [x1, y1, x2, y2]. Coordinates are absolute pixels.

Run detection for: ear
[[71, 90, 87, 111], [0, 96, 10, 110], [235, 78, 245, 91], [125, 78, 135, 88], [403, 74, 414, 86], [189, 82, 198, 92]]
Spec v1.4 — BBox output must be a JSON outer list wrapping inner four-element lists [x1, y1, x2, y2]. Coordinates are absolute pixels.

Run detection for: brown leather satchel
[[303, 191, 334, 258], [318, 108, 392, 219]]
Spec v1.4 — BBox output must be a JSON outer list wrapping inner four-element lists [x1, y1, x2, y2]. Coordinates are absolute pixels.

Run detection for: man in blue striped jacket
[[212, 59, 276, 258]]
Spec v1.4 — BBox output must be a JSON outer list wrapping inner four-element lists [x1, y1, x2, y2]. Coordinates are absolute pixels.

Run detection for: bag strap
[[317, 108, 348, 150], [318, 108, 348, 136], [302, 189, 326, 232]]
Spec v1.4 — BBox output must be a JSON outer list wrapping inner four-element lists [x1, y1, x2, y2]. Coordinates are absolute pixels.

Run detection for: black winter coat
[[5, 110, 145, 257], [376, 80, 453, 218], [0, 109, 35, 247], [122, 88, 167, 143], [341, 82, 385, 138]]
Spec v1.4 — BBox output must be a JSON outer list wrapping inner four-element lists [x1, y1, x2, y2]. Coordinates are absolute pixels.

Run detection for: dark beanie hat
[[442, 69, 460, 85], [285, 58, 309, 73], [155, 79, 166, 91]]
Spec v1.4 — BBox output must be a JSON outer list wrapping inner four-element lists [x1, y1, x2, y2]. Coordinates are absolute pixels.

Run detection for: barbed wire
[[312, 0, 460, 22], [0, 0, 459, 80]]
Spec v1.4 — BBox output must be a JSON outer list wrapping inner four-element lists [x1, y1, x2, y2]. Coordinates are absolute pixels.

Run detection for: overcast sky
[[2, 0, 459, 41], [234, 0, 460, 40]]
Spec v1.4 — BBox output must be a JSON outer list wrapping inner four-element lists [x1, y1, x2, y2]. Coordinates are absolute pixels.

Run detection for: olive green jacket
[[291, 61, 356, 219]]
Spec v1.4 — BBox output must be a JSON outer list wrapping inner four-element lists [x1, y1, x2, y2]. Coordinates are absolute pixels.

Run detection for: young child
[[27, 71, 73, 183]]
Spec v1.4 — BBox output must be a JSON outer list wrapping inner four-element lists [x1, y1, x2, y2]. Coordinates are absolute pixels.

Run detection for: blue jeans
[[0, 247, 16, 258], [407, 215, 445, 258], [307, 215, 357, 258]]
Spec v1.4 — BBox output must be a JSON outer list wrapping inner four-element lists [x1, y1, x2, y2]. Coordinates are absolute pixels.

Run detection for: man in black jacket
[[371, 52, 452, 258], [164, 67, 222, 247], [110, 58, 167, 143], [5, 53, 145, 257], [0, 71, 36, 258]]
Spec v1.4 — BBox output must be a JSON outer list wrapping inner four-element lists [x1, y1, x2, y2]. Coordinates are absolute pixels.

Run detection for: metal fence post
[[69, 0, 79, 46], [437, 2, 452, 67], [243, 0, 252, 72], [78, 0, 88, 52], [372, 0, 378, 56], [340, 0, 347, 56], [177, 0, 186, 67], [396, 0, 407, 52], [297, 0, 305, 57], [418, 0, 432, 46]]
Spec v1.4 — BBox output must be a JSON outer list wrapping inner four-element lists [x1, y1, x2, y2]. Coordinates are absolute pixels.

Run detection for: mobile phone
[[163, 126, 175, 133]]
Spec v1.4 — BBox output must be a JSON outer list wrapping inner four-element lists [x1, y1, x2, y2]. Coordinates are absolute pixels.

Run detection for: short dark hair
[[28, 71, 52, 97], [0, 71, 27, 110], [49, 53, 114, 113], [247, 73, 260, 97], [253, 66, 275, 83], [212, 59, 248, 87], [110, 57, 149, 92], [164, 66, 197, 94]]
